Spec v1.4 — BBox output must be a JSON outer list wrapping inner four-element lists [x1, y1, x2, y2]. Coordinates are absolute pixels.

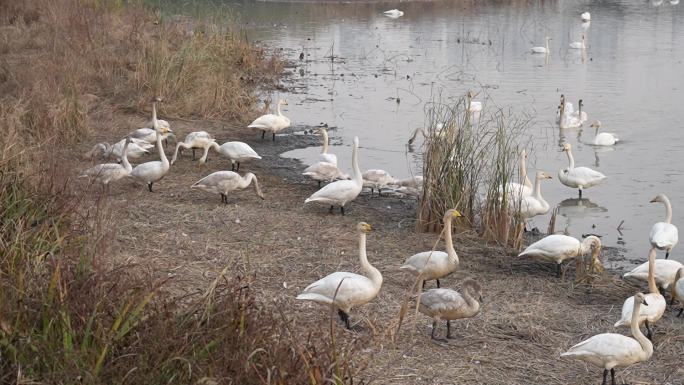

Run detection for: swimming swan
[[561, 292, 653, 385], [296, 222, 382, 329], [170, 131, 215, 164], [558, 143, 606, 198], [518, 171, 553, 219], [614, 247, 666, 340], [80, 137, 133, 185], [519, 234, 602, 277], [531, 37, 551, 54], [317, 127, 337, 165], [649, 194, 678, 259], [418, 279, 482, 341], [191, 171, 264, 203], [198, 141, 261, 172], [129, 105, 170, 192], [248, 98, 290, 141], [570, 34, 586, 50], [401, 209, 462, 288], [383, 9, 404, 18], [305, 136, 363, 214], [589, 121, 619, 146]]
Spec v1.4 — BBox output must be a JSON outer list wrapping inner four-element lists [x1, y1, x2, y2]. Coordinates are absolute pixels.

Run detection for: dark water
[[157, 0, 684, 266]]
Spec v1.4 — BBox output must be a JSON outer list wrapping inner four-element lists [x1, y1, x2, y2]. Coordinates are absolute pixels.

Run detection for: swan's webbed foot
[[338, 309, 351, 329], [147, 182, 154, 192]]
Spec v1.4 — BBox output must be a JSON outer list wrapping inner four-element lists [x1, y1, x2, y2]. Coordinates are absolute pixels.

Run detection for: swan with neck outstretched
[[559, 98, 583, 128], [317, 127, 337, 165], [589, 121, 618, 146], [419, 279, 482, 341], [296, 222, 382, 330], [80, 137, 133, 185], [517, 171, 553, 219], [614, 248, 666, 341], [248, 98, 290, 141], [198, 141, 261, 172], [571, 99, 588, 123], [170, 131, 215, 164], [531, 37, 551, 54], [305, 136, 363, 215], [303, 161, 349, 188], [401, 209, 462, 288], [570, 34, 586, 50], [519, 235, 602, 278], [561, 292, 653, 385], [649, 194, 678, 259], [130, 98, 174, 146], [558, 143, 606, 198], [500, 149, 533, 200], [129, 103, 171, 192], [191, 171, 264, 203]]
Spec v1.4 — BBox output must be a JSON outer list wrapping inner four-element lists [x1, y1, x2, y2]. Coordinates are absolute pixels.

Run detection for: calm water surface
[[159, 0, 684, 266]]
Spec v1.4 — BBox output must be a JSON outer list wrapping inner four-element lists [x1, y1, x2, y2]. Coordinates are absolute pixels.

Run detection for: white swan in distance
[[303, 161, 349, 188], [418, 279, 482, 341], [581, 12, 591, 21], [558, 97, 582, 128], [561, 292, 653, 385], [191, 171, 264, 203], [649, 194, 678, 259], [383, 9, 404, 18], [305, 136, 363, 215], [517, 171, 553, 219], [198, 141, 261, 172], [248, 98, 290, 141], [571, 99, 588, 123], [589, 121, 619, 146], [129, 108, 171, 192], [519, 234, 602, 277], [558, 143, 606, 198], [614, 247, 666, 340], [623, 259, 683, 290], [362, 169, 396, 196], [296, 222, 382, 329], [531, 37, 551, 54], [570, 34, 587, 50], [86, 137, 152, 161], [400, 209, 462, 288], [500, 149, 533, 200], [317, 127, 337, 165], [80, 137, 133, 185], [171, 131, 215, 164]]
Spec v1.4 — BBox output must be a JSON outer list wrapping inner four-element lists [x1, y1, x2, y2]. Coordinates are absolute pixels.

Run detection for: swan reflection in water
[[592, 145, 616, 167], [556, 197, 608, 220]]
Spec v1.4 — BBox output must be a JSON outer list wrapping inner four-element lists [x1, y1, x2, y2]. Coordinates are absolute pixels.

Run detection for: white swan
[[248, 98, 290, 141], [570, 34, 586, 50], [672, 268, 683, 317], [581, 12, 591, 21], [305, 136, 363, 214], [400, 209, 462, 288], [80, 137, 133, 185], [558, 98, 582, 128], [129, 107, 171, 192], [623, 259, 683, 290], [531, 37, 551, 54], [362, 169, 396, 196], [500, 149, 533, 200], [317, 127, 337, 165], [383, 9, 404, 18], [649, 194, 678, 259], [467, 91, 482, 114], [518, 171, 553, 219], [561, 292, 653, 385], [571, 99, 588, 123], [558, 143, 606, 198], [130, 98, 174, 145], [418, 279, 482, 341], [614, 248, 666, 340], [170, 131, 215, 164], [198, 141, 261, 172], [191, 171, 264, 203], [394, 175, 423, 189], [519, 235, 602, 277], [589, 121, 619, 146], [296, 222, 382, 329], [86, 138, 153, 161], [303, 162, 349, 188]]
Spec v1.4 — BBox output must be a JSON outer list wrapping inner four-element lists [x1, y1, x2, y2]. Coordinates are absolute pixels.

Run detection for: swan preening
[[383, 9, 404, 18], [649, 194, 678, 259], [614, 248, 666, 340], [561, 292, 653, 385], [129, 110, 170, 192], [558, 143, 606, 198], [191, 171, 264, 203], [297, 222, 382, 329], [419, 279, 482, 341], [519, 235, 602, 277], [171, 131, 215, 164], [80, 137, 133, 185], [198, 141, 261, 171], [362, 169, 396, 196], [401, 209, 462, 288], [531, 37, 551, 54], [305, 136, 362, 214], [589, 121, 619, 146], [248, 98, 290, 141]]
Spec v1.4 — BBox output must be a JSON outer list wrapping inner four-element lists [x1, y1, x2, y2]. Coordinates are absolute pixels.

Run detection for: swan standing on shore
[[518, 171, 553, 219], [561, 292, 653, 385], [305, 137, 363, 214], [614, 248, 666, 340], [130, 103, 171, 192], [649, 194, 678, 259], [558, 143, 606, 198], [296, 222, 382, 329], [419, 279, 482, 341], [531, 37, 551, 54], [80, 137, 133, 185], [130, 98, 174, 146], [519, 235, 602, 278], [248, 98, 290, 141], [317, 127, 337, 165], [191, 171, 264, 203], [589, 121, 619, 146], [303, 162, 349, 187], [198, 141, 261, 172], [623, 259, 683, 290], [170, 131, 215, 164], [401, 209, 462, 288], [362, 169, 396, 196]]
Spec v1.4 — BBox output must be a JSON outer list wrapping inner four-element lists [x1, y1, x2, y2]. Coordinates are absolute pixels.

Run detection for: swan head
[[561, 143, 572, 152], [589, 120, 601, 129], [649, 194, 668, 204], [520, 149, 527, 159], [634, 292, 649, 307], [353, 136, 359, 147], [467, 90, 475, 99], [444, 209, 463, 222], [578, 99, 584, 108], [536, 171, 553, 180], [152, 96, 163, 103], [278, 98, 289, 106], [356, 222, 372, 234], [463, 279, 483, 302]]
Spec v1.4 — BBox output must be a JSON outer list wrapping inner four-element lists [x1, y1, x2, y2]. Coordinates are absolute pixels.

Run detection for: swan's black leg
[[340, 206, 345, 215], [329, 205, 334, 214], [317, 181, 321, 188], [601, 369, 608, 385], [370, 188, 374, 196], [231, 163, 235, 171], [272, 133, 276, 141], [378, 188, 383, 197], [678, 308, 683, 317], [579, 189, 583, 199], [338, 309, 350, 329], [430, 320, 438, 339], [666, 251, 670, 260], [261, 130, 265, 140], [446, 320, 455, 339], [436, 279, 441, 288], [148, 182, 153, 192], [236, 162, 240, 172], [422, 280, 426, 289], [556, 264, 562, 278], [645, 320, 653, 340], [610, 368, 616, 385], [192, 149, 196, 160]]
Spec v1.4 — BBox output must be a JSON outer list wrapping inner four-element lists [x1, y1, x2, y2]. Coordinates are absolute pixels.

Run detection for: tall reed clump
[[417, 93, 528, 247]]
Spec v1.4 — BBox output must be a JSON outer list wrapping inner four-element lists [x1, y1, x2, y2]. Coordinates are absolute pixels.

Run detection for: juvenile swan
[[401, 209, 462, 288], [419, 279, 482, 341], [561, 293, 653, 385], [362, 169, 396, 196], [80, 137, 133, 185], [303, 161, 349, 188], [649, 194, 678, 259], [558, 143, 606, 198], [296, 222, 382, 329], [248, 98, 290, 141], [191, 171, 264, 203], [519, 234, 602, 278]]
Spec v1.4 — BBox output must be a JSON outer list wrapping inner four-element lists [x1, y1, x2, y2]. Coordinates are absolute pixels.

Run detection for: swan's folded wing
[[401, 251, 449, 273], [519, 235, 578, 257], [248, 114, 279, 128], [650, 222, 678, 248], [564, 333, 641, 358], [193, 171, 237, 187], [306, 180, 359, 202], [299, 272, 370, 299], [420, 289, 466, 312]]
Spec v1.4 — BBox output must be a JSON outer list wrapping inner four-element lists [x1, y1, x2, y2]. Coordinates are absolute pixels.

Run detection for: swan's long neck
[[321, 129, 329, 155], [533, 176, 543, 200], [359, 232, 382, 288], [121, 141, 132, 172], [630, 298, 653, 357], [565, 148, 575, 169], [463, 287, 480, 312], [239, 173, 254, 189], [663, 197, 673, 224], [351, 141, 362, 185], [545, 38, 549, 51], [199, 141, 220, 163], [520, 153, 532, 189], [276, 101, 283, 117], [155, 129, 168, 167], [152, 101, 158, 127], [559, 101, 566, 128], [647, 247, 659, 294], [444, 215, 459, 265]]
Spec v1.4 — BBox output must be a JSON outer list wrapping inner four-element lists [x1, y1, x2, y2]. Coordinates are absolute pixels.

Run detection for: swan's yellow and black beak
[[451, 210, 462, 218], [649, 197, 657, 203], [359, 222, 372, 233]]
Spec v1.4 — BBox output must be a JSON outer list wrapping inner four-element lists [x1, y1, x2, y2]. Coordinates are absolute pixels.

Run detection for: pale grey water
[[158, 0, 684, 266]]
